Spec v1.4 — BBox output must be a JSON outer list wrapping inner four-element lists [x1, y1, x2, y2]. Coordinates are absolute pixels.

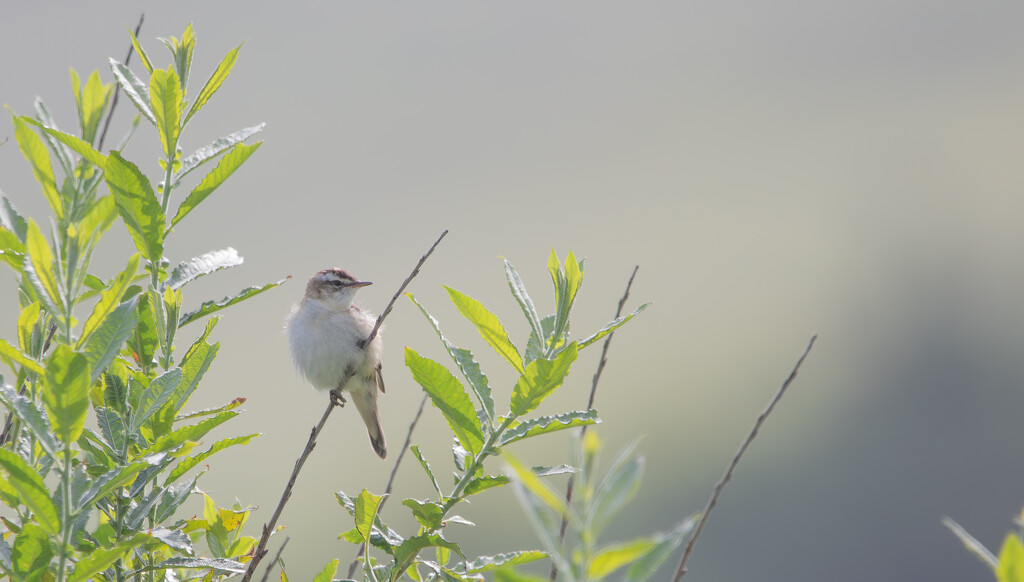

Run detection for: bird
[[285, 267, 387, 458]]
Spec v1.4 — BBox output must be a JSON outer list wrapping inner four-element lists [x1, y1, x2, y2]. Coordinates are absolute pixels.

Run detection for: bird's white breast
[[286, 300, 382, 392]]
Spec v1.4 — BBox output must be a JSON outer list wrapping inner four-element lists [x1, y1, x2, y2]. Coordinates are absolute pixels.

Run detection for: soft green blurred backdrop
[[4, 2, 1024, 580]]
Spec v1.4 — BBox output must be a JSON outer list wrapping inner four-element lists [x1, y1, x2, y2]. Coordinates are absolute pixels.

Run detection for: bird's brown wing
[[376, 363, 385, 394]]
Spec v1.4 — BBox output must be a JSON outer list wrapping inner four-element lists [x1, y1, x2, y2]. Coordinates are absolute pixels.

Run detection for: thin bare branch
[[259, 536, 290, 582], [241, 230, 448, 582], [550, 265, 639, 582], [347, 393, 430, 578], [98, 12, 144, 152], [672, 334, 817, 581]]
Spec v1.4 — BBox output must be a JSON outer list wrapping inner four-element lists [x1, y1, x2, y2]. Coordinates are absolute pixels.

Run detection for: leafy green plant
[[945, 513, 1024, 581], [0, 23, 282, 582], [324, 251, 652, 581]]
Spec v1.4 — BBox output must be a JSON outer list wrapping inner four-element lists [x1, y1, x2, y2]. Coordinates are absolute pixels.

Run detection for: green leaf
[[154, 477, 197, 522], [106, 152, 164, 263], [410, 445, 444, 501], [17, 302, 40, 353], [10, 523, 54, 581], [168, 142, 262, 232], [127, 26, 154, 73], [157, 317, 220, 425], [142, 410, 239, 457], [354, 489, 386, 544], [588, 539, 658, 580], [445, 286, 523, 374], [393, 534, 464, 579], [174, 396, 246, 422], [1000, 534, 1024, 582], [130, 368, 182, 432], [165, 433, 258, 485], [0, 384, 58, 458], [590, 445, 643, 536], [77, 70, 114, 146], [0, 195, 28, 242], [82, 296, 139, 382], [403, 498, 445, 530], [24, 219, 60, 311], [405, 348, 485, 456], [178, 278, 288, 326], [0, 339, 45, 377], [33, 97, 75, 179], [172, 124, 265, 187], [499, 410, 599, 446], [510, 342, 578, 417], [0, 226, 25, 270], [132, 291, 159, 369], [68, 534, 148, 582], [155, 556, 246, 573], [96, 406, 127, 453], [150, 66, 182, 158], [466, 551, 548, 574], [464, 475, 509, 497], [622, 519, 695, 582], [11, 114, 62, 220], [167, 248, 243, 290], [23, 119, 108, 170], [504, 258, 544, 346], [43, 345, 91, 444], [504, 453, 570, 519], [77, 254, 140, 349], [109, 58, 156, 125], [578, 303, 651, 350], [313, 559, 339, 582], [408, 294, 494, 421], [942, 516, 997, 570], [0, 450, 60, 536], [184, 45, 241, 126]]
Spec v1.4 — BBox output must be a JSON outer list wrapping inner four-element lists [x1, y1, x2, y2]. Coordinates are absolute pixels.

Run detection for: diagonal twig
[[672, 334, 817, 580], [241, 230, 448, 582], [550, 265, 639, 582], [258, 536, 289, 582], [347, 393, 430, 578], [97, 12, 144, 153]]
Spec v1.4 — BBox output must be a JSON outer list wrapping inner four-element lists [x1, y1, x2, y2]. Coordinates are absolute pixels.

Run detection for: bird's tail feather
[[351, 384, 387, 459]]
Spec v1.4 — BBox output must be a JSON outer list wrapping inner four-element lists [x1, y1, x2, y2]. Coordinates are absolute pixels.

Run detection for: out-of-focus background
[[3, 2, 1024, 580]]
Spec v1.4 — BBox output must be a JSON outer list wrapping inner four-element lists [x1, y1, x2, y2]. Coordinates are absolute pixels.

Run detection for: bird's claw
[[329, 390, 346, 407]]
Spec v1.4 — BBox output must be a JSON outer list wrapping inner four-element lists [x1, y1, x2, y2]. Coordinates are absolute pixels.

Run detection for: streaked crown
[[304, 267, 372, 302]]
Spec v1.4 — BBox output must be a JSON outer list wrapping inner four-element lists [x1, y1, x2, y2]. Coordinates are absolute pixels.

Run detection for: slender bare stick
[[98, 12, 144, 152], [258, 536, 290, 582], [672, 334, 817, 581], [347, 393, 430, 578], [241, 230, 448, 582], [549, 266, 638, 582]]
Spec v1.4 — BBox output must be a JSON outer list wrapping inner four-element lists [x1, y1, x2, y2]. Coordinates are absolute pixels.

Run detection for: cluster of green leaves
[[0, 24, 280, 582], [945, 514, 1024, 581], [504, 432, 694, 582], [328, 252, 651, 582]]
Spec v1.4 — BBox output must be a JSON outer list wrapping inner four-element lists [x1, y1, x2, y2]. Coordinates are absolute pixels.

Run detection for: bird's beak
[[353, 280, 373, 287]]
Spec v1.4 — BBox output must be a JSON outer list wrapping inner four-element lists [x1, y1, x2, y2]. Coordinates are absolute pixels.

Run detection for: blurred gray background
[[3, 2, 1024, 580]]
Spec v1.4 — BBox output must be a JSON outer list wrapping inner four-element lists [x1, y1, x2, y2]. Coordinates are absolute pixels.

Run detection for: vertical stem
[[55, 446, 72, 582]]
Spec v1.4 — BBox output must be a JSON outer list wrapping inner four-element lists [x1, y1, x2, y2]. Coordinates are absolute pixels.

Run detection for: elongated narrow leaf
[[184, 45, 241, 126], [172, 124, 265, 186], [167, 248, 243, 290], [578, 303, 651, 350], [83, 296, 138, 382], [464, 475, 510, 497], [175, 396, 246, 421], [405, 348, 484, 456], [499, 410, 599, 446], [0, 339, 45, 377], [165, 433, 258, 485], [178, 278, 288, 327], [17, 302, 40, 353], [96, 406, 126, 453], [154, 477, 198, 523], [156, 318, 219, 426], [156, 557, 246, 573], [10, 523, 53, 580], [43, 345, 91, 445], [410, 445, 444, 501], [0, 450, 59, 535], [942, 516, 997, 570], [504, 258, 544, 343], [68, 534, 149, 582], [590, 445, 643, 536], [0, 195, 28, 241], [79, 70, 114, 145], [130, 368, 182, 432], [445, 286, 523, 374], [23, 119, 108, 169], [106, 152, 164, 263], [33, 98, 75, 179], [150, 67, 182, 158], [508, 475, 574, 580], [510, 342, 578, 417], [127, 27, 154, 73], [466, 551, 548, 574], [0, 384, 57, 458], [504, 454, 570, 518], [142, 410, 239, 457], [11, 115, 62, 220], [393, 534, 464, 578], [78, 254, 140, 349], [588, 539, 658, 579], [409, 294, 493, 421], [0, 226, 25, 270], [109, 58, 156, 125], [75, 461, 149, 512], [169, 142, 261, 231], [354, 489, 386, 543], [623, 519, 695, 582], [24, 220, 60, 310]]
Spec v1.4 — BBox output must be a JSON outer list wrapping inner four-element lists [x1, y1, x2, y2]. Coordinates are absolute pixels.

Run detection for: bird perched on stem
[[286, 268, 387, 458]]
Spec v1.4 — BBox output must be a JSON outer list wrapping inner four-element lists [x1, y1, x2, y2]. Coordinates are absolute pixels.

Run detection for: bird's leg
[[330, 389, 346, 407]]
